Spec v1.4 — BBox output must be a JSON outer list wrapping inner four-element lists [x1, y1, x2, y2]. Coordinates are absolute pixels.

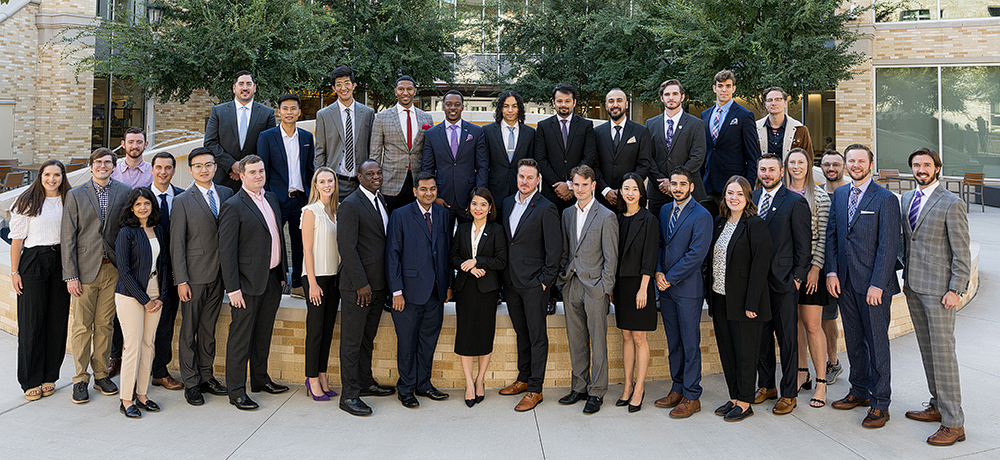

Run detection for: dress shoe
[[724, 404, 754, 422], [151, 375, 184, 390], [499, 381, 527, 396], [93, 377, 119, 396], [546, 298, 557, 315], [831, 394, 871, 410], [475, 394, 484, 404], [465, 398, 476, 408], [120, 402, 141, 419], [669, 398, 701, 419], [655, 390, 683, 409], [752, 387, 777, 404], [714, 401, 735, 416], [185, 387, 205, 406], [515, 392, 543, 412], [628, 392, 644, 413], [107, 357, 122, 378], [323, 389, 339, 398], [558, 391, 589, 405], [398, 393, 419, 408], [583, 396, 603, 414], [773, 397, 797, 415], [134, 398, 160, 412], [927, 425, 966, 446], [306, 380, 330, 401], [359, 384, 395, 397], [905, 404, 942, 422], [415, 386, 449, 400], [862, 408, 889, 428], [251, 382, 289, 394], [339, 397, 373, 416], [200, 378, 228, 396], [230, 395, 259, 410]]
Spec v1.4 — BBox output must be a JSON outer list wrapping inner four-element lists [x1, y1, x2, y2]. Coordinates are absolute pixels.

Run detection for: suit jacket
[[204, 100, 276, 190], [151, 184, 185, 290], [313, 101, 375, 173], [534, 114, 597, 206], [656, 199, 712, 298], [61, 178, 131, 283], [449, 221, 507, 293], [558, 201, 619, 296], [484, 121, 534, 203], [901, 186, 970, 297], [756, 116, 814, 159], [386, 202, 452, 305], [645, 112, 708, 203], [700, 102, 760, 195], [370, 105, 434, 196], [616, 207, 658, 278], [421, 120, 489, 212], [752, 186, 812, 293], [115, 225, 170, 305], [257, 126, 315, 211], [593, 119, 653, 195], [337, 188, 388, 292], [705, 215, 772, 322], [501, 192, 562, 291], [218, 188, 288, 296], [170, 184, 234, 286], [825, 180, 901, 296]]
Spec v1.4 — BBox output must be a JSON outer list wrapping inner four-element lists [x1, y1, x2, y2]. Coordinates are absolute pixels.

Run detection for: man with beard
[[592, 88, 652, 210], [820, 149, 847, 383], [645, 80, 707, 220], [204, 71, 276, 191]]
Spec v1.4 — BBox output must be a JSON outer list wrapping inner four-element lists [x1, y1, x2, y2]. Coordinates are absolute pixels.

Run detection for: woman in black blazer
[[705, 176, 772, 422], [449, 187, 507, 407], [115, 187, 171, 419]]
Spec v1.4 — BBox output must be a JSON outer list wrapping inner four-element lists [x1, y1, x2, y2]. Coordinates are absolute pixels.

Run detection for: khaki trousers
[[116, 275, 162, 401], [70, 263, 118, 384]]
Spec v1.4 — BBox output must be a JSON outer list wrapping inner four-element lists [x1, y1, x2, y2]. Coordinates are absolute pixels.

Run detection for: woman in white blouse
[[10, 160, 71, 401]]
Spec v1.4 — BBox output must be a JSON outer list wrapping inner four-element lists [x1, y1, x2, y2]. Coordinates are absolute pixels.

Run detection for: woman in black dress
[[449, 187, 507, 407], [612, 173, 658, 412]]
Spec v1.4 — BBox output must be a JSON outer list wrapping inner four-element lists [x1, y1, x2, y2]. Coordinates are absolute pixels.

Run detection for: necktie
[[238, 106, 249, 149], [561, 119, 569, 149], [848, 186, 861, 226], [759, 192, 772, 220], [345, 108, 355, 174], [507, 126, 516, 162], [159, 193, 169, 229], [711, 108, 721, 140], [375, 193, 387, 230], [207, 189, 218, 218], [908, 189, 923, 230], [450, 125, 459, 159], [669, 205, 679, 235], [404, 109, 413, 151], [666, 119, 675, 151], [613, 125, 622, 151], [424, 211, 433, 234]]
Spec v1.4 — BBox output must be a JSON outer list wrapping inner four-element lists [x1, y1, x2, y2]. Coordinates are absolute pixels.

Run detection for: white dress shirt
[[151, 181, 175, 212], [913, 180, 940, 222], [359, 185, 388, 231], [508, 189, 535, 236], [757, 186, 779, 215], [281, 126, 304, 193], [9, 197, 62, 247], [337, 100, 357, 177], [502, 121, 519, 153], [471, 222, 485, 258], [195, 183, 221, 213], [575, 197, 595, 242], [396, 103, 419, 148], [664, 110, 683, 141]]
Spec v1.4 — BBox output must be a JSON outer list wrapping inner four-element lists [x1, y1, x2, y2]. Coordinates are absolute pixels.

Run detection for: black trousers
[[17, 246, 71, 391], [339, 287, 387, 399], [384, 170, 414, 213], [226, 267, 282, 400], [505, 284, 549, 393], [391, 289, 444, 395], [150, 274, 179, 379], [280, 195, 307, 288], [178, 273, 226, 388], [712, 292, 763, 403], [757, 288, 800, 398], [111, 314, 123, 360], [304, 275, 339, 377]]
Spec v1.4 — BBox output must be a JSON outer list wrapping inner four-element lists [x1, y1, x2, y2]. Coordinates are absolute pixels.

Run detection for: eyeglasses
[[191, 162, 216, 170]]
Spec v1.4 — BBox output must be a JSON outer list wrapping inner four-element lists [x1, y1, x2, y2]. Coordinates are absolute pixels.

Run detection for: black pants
[[304, 275, 339, 377], [110, 314, 123, 360], [178, 274, 226, 388], [150, 275, 179, 379], [505, 284, 549, 393], [712, 292, 763, 403], [391, 289, 444, 395], [280, 195, 307, 288], [339, 287, 387, 399], [226, 267, 282, 401], [384, 170, 415, 213], [17, 246, 70, 391], [758, 288, 800, 398]]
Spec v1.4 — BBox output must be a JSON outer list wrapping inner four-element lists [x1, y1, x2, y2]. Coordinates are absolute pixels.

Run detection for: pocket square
[[466, 134, 474, 141], [626, 136, 637, 144], [860, 210, 875, 215], [729, 118, 739, 126]]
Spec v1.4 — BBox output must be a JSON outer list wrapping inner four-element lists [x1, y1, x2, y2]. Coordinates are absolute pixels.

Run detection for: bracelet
[[11, 271, 18, 276]]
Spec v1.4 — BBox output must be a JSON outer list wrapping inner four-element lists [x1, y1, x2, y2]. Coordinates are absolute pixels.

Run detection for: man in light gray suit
[[370, 75, 434, 212], [556, 164, 619, 415], [900, 147, 970, 447], [314, 66, 375, 201], [61, 147, 131, 404]]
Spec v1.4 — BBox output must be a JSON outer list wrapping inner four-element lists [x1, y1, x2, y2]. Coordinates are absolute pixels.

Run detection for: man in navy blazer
[[700, 70, 760, 213], [421, 90, 488, 224], [825, 144, 901, 428], [386, 171, 453, 408], [257, 94, 315, 295]]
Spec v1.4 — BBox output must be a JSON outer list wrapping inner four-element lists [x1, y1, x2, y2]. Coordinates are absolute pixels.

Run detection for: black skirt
[[454, 286, 499, 356], [613, 275, 657, 331], [798, 272, 829, 306]]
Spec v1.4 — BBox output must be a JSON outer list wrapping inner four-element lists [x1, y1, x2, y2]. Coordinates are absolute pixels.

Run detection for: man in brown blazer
[[370, 76, 434, 212], [756, 87, 813, 160]]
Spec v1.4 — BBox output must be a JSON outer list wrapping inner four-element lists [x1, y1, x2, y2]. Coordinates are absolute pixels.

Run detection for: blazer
[[752, 186, 813, 293], [501, 192, 562, 291], [593, 119, 653, 194], [152, 184, 186, 252], [115, 224, 170, 305], [656, 199, 713, 298], [313, 101, 375, 172], [449, 221, 507, 293], [204, 100, 276, 190], [901, 186, 970, 297], [756, 116, 814, 158], [700, 102, 760, 195], [824, 180, 901, 296], [616, 207, 658, 278], [645, 112, 708, 203], [386, 202, 452, 305], [705, 215, 772, 322], [484, 121, 535, 202], [534, 114, 597, 204], [61, 178, 131, 283], [257, 126, 316, 211], [421, 120, 488, 212], [370, 105, 434, 196], [558, 201, 619, 296], [218, 188, 288, 296], [337, 188, 388, 292], [170, 184, 234, 286]]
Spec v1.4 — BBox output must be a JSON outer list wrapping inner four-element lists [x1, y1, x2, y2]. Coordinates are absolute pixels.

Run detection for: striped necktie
[[848, 186, 861, 226], [908, 190, 923, 230]]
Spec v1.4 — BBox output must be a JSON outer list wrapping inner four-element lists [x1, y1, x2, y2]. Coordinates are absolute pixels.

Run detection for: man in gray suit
[[61, 147, 131, 404], [370, 75, 434, 212], [645, 80, 707, 219], [204, 70, 276, 191], [170, 147, 233, 406], [556, 164, 619, 415], [314, 66, 376, 201], [901, 147, 970, 446]]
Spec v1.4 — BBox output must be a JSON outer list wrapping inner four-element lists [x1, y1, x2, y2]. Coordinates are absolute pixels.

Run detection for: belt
[[288, 190, 305, 198], [102, 258, 111, 265], [337, 174, 359, 182]]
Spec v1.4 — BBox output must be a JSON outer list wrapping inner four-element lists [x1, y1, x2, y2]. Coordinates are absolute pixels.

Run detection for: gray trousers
[[904, 287, 964, 428], [178, 275, 226, 389], [563, 276, 609, 398]]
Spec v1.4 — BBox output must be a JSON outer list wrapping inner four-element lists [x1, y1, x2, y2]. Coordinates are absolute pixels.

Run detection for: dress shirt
[[913, 180, 940, 222], [359, 185, 388, 231], [235, 99, 253, 119], [673, 195, 691, 215], [664, 110, 683, 141], [502, 121, 519, 153], [281, 126, 304, 192], [151, 182, 175, 211], [765, 116, 787, 156], [575, 197, 595, 242], [394, 202, 434, 298], [9, 197, 62, 247], [827, 176, 873, 279], [712, 100, 734, 131], [195, 183, 221, 214], [471, 222, 485, 258], [110, 160, 153, 189], [246, 187, 281, 269], [757, 186, 781, 214], [337, 100, 357, 177], [396, 103, 419, 148], [508, 190, 536, 236]]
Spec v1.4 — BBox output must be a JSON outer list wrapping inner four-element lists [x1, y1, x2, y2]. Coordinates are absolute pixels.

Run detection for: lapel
[[725, 218, 748, 265], [565, 115, 584, 154], [614, 121, 634, 157], [358, 190, 386, 236], [514, 123, 530, 161], [783, 121, 796, 154], [511, 194, 539, 239], [849, 183, 878, 230], [330, 103, 346, 142], [83, 179, 102, 228], [575, 203, 599, 251], [226, 101, 240, 143], [459, 120, 470, 154], [913, 186, 945, 234], [764, 187, 787, 220], [271, 129, 290, 173], [390, 107, 406, 145], [438, 121, 452, 156], [247, 102, 262, 132], [413, 110, 431, 153], [239, 189, 268, 231], [668, 115, 687, 155], [188, 184, 217, 223], [718, 104, 739, 139], [622, 209, 644, 253], [411, 202, 432, 242]]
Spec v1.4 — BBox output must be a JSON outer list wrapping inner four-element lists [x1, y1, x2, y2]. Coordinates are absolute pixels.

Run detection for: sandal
[[798, 368, 812, 391], [25, 387, 42, 401], [810, 378, 827, 408], [41, 383, 56, 397]]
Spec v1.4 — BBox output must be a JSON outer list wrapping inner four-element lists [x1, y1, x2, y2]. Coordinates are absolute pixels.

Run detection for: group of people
[[9, 67, 970, 446]]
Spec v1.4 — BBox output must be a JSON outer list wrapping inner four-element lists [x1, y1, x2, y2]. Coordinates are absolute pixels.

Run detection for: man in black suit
[[751, 153, 812, 415], [337, 159, 395, 416], [645, 79, 707, 219], [593, 88, 652, 210], [701, 69, 760, 213], [218, 155, 290, 410], [535, 83, 598, 211], [497, 159, 563, 412], [204, 70, 276, 191], [484, 90, 534, 210]]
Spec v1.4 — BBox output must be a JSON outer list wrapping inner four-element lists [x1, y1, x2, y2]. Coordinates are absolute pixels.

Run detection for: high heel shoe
[[616, 383, 634, 407], [798, 368, 812, 391], [306, 379, 330, 401], [810, 378, 828, 408], [628, 391, 644, 413]]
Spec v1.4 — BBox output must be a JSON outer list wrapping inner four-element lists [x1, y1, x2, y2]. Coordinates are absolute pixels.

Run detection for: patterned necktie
[[404, 109, 413, 150], [424, 211, 433, 234], [449, 125, 459, 159], [159, 193, 169, 229], [908, 189, 923, 230], [666, 119, 675, 151], [711, 108, 722, 140], [759, 192, 772, 220], [345, 108, 355, 174], [669, 205, 680, 235], [238, 106, 249, 149], [848, 186, 861, 226], [613, 125, 622, 151], [561, 119, 569, 149], [207, 189, 218, 218], [507, 126, 516, 162]]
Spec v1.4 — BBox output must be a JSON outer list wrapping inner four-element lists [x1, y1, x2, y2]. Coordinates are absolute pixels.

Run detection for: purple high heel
[[323, 389, 338, 397], [306, 379, 330, 401]]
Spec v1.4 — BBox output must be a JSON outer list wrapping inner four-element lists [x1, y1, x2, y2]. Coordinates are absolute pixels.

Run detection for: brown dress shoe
[[515, 392, 543, 412], [862, 408, 890, 428], [669, 398, 701, 419], [927, 425, 965, 446], [499, 381, 528, 395], [905, 404, 942, 422], [655, 391, 683, 409], [773, 397, 797, 415], [753, 387, 777, 404], [151, 376, 184, 390], [107, 358, 122, 379], [831, 394, 871, 410]]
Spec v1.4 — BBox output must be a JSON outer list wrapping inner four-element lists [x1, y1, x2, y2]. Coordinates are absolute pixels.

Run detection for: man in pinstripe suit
[[901, 147, 970, 446]]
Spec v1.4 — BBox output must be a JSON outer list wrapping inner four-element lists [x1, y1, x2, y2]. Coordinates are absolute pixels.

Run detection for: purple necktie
[[848, 186, 861, 226], [666, 119, 675, 150], [711, 108, 721, 140], [561, 119, 569, 149], [424, 211, 433, 234], [908, 190, 923, 230], [449, 125, 459, 159]]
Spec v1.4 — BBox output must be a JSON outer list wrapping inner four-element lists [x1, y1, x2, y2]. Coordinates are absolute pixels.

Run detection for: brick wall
[[0, 2, 40, 165], [153, 90, 217, 141]]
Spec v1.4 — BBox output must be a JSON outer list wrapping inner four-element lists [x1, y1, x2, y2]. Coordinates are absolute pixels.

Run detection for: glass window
[[876, 0, 938, 21], [941, 0, 996, 19], [875, 67, 939, 173], [941, 66, 1000, 176]]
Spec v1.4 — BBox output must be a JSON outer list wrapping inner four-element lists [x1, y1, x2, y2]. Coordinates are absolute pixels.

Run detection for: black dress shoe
[[583, 396, 603, 414], [475, 395, 484, 404], [546, 298, 557, 315], [230, 395, 259, 410], [120, 402, 141, 419], [465, 398, 475, 408], [134, 398, 160, 412], [724, 404, 754, 422], [251, 382, 289, 394], [714, 401, 735, 416], [416, 387, 449, 400], [559, 391, 589, 405], [359, 384, 395, 397], [200, 378, 228, 396], [398, 393, 419, 408], [339, 398, 373, 416], [185, 387, 205, 406]]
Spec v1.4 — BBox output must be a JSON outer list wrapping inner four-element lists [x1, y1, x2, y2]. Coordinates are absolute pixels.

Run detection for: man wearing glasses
[[756, 87, 813, 161]]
